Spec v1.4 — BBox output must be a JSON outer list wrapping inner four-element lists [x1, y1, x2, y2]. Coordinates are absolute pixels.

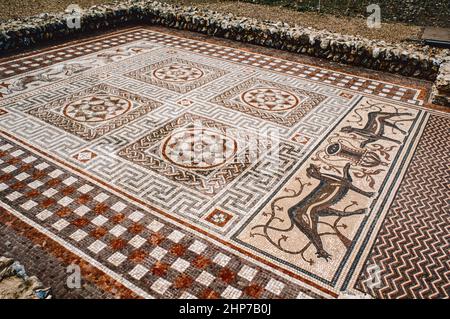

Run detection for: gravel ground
[[0, 0, 111, 21], [0, 0, 422, 43], [169, 0, 423, 42]]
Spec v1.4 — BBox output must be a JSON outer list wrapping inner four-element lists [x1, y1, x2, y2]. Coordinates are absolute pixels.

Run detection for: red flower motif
[[93, 203, 108, 215], [218, 268, 235, 284], [110, 238, 126, 250], [25, 189, 40, 198], [111, 213, 125, 224], [91, 227, 107, 239], [32, 170, 46, 179], [72, 218, 89, 227], [77, 194, 91, 204], [128, 223, 144, 234], [200, 288, 220, 299], [129, 249, 147, 263], [170, 244, 186, 256], [46, 178, 61, 187], [61, 186, 75, 196], [192, 255, 211, 269], [174, 274, 193, 289], [56, 207, 71, 217], [148, 233, 164, 246], [151, 261, 169, 276], [244, 284, 263, 298]]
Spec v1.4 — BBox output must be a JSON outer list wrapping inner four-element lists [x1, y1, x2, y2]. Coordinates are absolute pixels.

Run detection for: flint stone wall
[[0, 0, 448, 106], [432, 62, 450, 106]]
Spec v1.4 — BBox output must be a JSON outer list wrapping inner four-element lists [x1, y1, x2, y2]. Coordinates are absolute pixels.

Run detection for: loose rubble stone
[[0, 0, 448, 106], [432, 60, 450, 106], [0, 256, 52, 299]]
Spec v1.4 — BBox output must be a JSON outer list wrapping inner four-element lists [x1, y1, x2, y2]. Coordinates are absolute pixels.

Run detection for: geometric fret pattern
[[211, 78, 326, 127], [125, 57, 227, 94], [356, 115, 450, 299], [27, 83, 163, 141], [0, 26, 448, 299]]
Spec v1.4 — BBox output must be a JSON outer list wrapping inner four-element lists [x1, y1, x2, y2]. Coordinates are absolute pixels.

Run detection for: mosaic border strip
[[0, 28, 426, 107]]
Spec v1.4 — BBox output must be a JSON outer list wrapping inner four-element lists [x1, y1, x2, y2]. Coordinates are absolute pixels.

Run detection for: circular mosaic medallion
[[64, 94, 131, 122], [241, 87, 300, 111], [153, 63, 204, 83], [162, 128, 237, 170]]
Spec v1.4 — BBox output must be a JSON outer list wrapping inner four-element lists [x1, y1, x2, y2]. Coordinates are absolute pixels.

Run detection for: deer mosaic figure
[[341, 110, 413, 148], [287, 163, 374, 261]]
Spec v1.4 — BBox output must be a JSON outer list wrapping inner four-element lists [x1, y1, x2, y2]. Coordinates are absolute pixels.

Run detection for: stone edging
[[0, 0, 448, 106], [432, 61, 450, 106], [0, 256, 52, 299]]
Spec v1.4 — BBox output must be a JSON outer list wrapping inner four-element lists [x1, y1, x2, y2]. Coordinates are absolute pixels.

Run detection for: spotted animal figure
[[6, 63, 90, 93], [341, 110, 413, 148], [288, 163, 374, 261]]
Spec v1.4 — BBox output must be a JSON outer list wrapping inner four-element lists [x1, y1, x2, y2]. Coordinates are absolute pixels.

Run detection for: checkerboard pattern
[[0, 138, 315, 299]]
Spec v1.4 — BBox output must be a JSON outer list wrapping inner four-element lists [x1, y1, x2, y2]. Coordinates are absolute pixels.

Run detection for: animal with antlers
[[251, 163, 374, 264], [6, 63, 90, 93], [341, 110, 413, 148], [288, 163, 374, 261]]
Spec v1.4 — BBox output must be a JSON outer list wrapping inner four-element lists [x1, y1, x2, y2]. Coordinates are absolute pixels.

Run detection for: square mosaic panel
[[118, 112, 271, 196], [124, 57, 227, 93], [27, 83, 163, 141], [210, 78, 327, 127]]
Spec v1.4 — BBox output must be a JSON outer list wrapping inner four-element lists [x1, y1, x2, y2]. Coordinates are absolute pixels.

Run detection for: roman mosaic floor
[[0, 26, 448, 299]]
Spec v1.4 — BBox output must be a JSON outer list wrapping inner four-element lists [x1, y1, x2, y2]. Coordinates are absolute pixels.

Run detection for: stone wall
[[0, 0, 448, 106], [432, 62, 450, 106]]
